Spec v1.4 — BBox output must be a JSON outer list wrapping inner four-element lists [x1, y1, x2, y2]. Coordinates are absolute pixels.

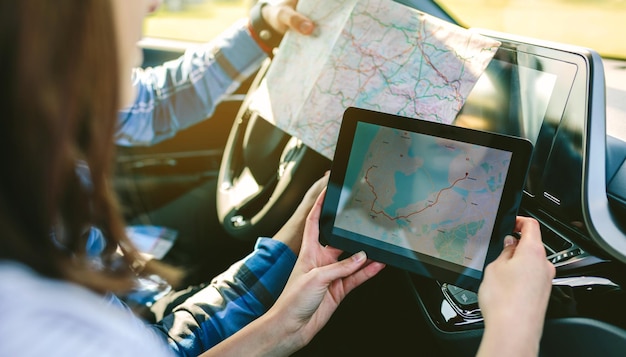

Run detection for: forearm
[[149, 238, 296, 356], [198, 308, 302, 357], [116, 19, 267, 146]]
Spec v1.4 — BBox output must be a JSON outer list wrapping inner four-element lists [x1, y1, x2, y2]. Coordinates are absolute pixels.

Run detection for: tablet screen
[[320, 107, 533, 290]]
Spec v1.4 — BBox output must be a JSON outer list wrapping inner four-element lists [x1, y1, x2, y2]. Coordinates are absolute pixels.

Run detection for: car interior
[[115, 0, 626, 355]]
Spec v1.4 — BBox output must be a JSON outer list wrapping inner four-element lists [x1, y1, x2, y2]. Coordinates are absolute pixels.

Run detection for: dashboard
[[405, 27, 626, 356]]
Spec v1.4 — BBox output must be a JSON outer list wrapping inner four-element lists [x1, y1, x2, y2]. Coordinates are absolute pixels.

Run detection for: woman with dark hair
[[0, 0, 555, 356], [0, 0, 137, 294], [0, 0, 170, 355], [0, 2, 386, 355]]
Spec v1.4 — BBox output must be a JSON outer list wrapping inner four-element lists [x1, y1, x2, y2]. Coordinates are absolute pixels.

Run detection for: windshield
[[145, 0, 626, 60], [435, 0, 626, 60]]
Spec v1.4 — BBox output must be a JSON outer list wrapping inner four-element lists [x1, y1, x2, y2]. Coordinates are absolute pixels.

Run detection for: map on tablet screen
[[333, 122, 512, 272], [320, 107, 533, 290]]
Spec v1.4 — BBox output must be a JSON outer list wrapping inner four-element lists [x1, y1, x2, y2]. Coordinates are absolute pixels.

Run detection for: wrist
[[477, 319, 542, 357], [205, 309, 301, 356], [248, 1, 283, 56], [252, 308, 304, 356]]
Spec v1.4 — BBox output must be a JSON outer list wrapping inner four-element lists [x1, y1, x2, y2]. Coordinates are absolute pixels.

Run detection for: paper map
[[250, 0, 501, 159]]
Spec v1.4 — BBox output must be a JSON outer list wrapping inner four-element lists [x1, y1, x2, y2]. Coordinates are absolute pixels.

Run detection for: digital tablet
[[320, 107, 533, 291]]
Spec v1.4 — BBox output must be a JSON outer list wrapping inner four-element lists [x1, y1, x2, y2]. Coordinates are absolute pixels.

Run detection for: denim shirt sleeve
[[116, 19, 267, 146], [149, 237, 296, 356]]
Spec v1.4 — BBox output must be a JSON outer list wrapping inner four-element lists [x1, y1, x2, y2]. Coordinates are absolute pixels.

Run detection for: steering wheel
[[217, 58, 331, 241]]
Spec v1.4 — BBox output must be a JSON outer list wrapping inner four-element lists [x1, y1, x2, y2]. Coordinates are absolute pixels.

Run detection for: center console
[[407, 29, 626, 355]]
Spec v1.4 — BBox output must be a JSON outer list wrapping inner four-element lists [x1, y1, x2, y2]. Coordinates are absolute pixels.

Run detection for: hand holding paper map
[[250, 0, 501, 159]]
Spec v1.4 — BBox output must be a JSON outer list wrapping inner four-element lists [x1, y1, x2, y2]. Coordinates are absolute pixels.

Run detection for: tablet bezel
[[320, 107, 533, 291]]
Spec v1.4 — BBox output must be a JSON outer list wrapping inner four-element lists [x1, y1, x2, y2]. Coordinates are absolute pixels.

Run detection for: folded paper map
[[250, 0, 501, 159]]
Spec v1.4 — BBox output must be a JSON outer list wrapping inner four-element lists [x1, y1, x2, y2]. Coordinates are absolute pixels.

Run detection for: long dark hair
[[0, 0, 144, 292]]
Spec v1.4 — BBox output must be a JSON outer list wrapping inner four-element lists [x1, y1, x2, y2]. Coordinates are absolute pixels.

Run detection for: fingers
[[317, 251, 385, 294], [514, 217, 548, 258], [302, 172, 329, 204], [500, 216, 556, 279], [514, 216, 542, 245], [293, 173, 328, 220], [343, 259, 386, 293], [305, 187, 325, 224], [264, 2, 316, 35], [301, 187, 326, 250], [496, 234, 519, 260], [515, 217, 556, 279], [274, 173, 328, 254], [278, 7, 315, 35], [322, 244, 344, 257], [495, 217, 541, 262]]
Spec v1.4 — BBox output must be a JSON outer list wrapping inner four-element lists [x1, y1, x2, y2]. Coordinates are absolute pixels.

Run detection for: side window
[[144, 0, 251, 43]]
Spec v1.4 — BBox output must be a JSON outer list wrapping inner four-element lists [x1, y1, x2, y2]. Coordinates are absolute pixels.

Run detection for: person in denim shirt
[[116, 0, 317, 288]]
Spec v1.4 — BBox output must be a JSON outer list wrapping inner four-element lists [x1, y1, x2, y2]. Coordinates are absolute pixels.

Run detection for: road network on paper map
[[333, 123, 512, 271], [251, 0, 501, 160]]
